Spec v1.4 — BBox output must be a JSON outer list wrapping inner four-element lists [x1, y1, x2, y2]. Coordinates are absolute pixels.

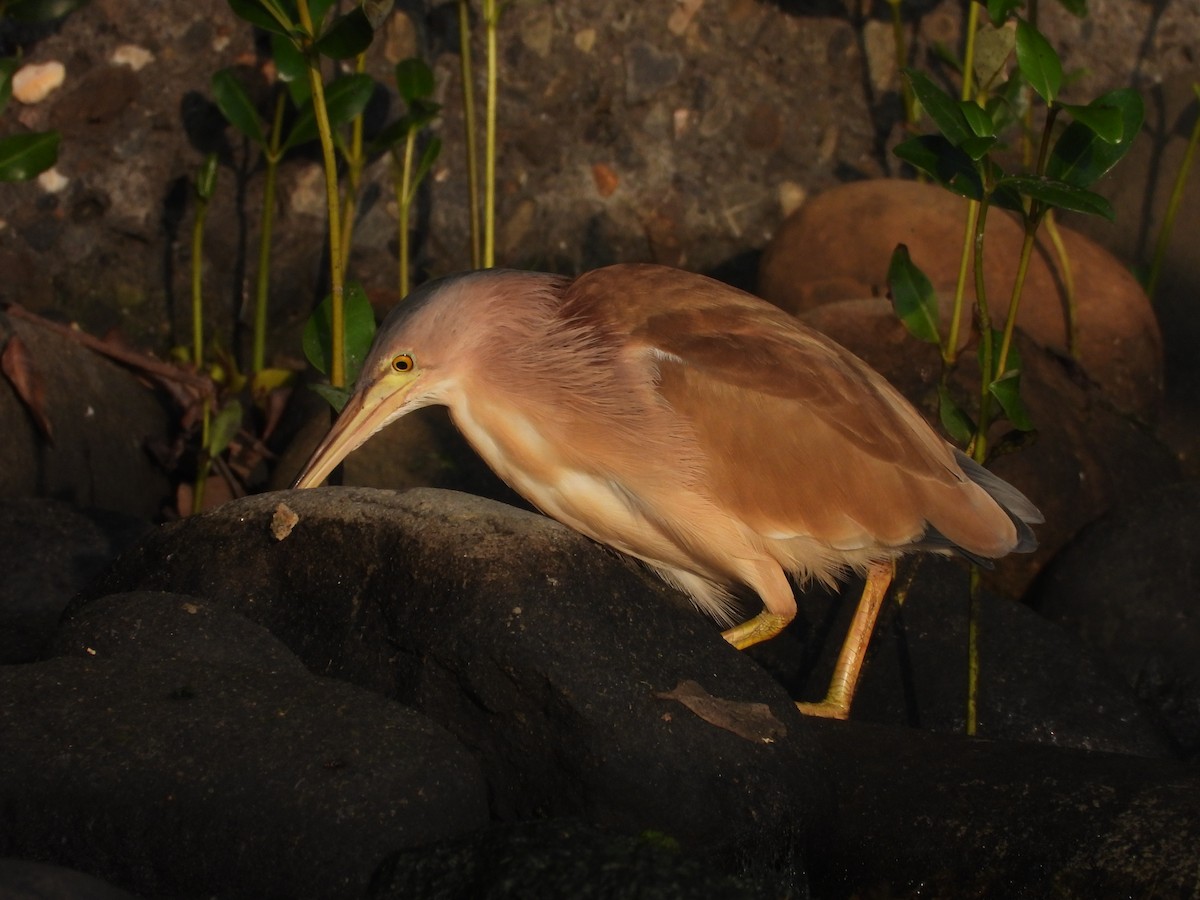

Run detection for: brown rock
[[0, 311, 173, 519], [759, 179, 1164, 419]]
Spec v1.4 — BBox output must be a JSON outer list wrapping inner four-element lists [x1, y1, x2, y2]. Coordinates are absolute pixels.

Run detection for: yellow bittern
[[294, 263, 1041, 718]]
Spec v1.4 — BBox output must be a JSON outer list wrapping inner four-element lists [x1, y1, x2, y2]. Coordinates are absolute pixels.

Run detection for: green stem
[[483, 0, 498, 268], [947, 198, 980, 366], [970, 195, 994, 464], [297, 1, 346, 388], [1042, 211, 1078, 360], [1146, 84, 1200, 302], [191, 188, 212, 516], [995, 224, 1037, 381], [459, 0, 482, 268], [887, 0, 915, 126], [339, 53, 368, 272], [252, 92, 287, 376], [960, 0, 980, 102], [191, 202, 208, 370], [396, 133, 417, 297]]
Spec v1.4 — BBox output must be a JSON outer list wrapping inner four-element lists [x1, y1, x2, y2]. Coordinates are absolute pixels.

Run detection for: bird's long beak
[[292, 377, 414, 488]]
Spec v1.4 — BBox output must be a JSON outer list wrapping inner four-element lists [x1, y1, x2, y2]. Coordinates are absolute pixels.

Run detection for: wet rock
[[759, 179, 1164, 419], [0, 311, 174, 520], [1, 591, 489, 899], [0, 497, 150, 663], [1028, 482, 1200, 759]]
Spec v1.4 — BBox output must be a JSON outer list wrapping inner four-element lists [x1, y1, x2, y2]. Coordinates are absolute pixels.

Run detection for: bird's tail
[[953, 449, 1043, 554]]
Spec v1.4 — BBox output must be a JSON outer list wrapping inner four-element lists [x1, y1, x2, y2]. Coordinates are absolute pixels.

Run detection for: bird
[[293, 263, 1042, 719]]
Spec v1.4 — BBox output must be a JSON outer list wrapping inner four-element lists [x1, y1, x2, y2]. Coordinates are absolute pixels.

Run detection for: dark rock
[[54, 489, 1200, 895], [810, 720, 1200, 898], [1, 591, 489, 899], [369, 818, 806, 899], [0, 498, 151, 663], [1028, 482, 1200, 759], [0, 859, 136, 900], [82, 488, 831, 849], [0, 311, 174, 520]]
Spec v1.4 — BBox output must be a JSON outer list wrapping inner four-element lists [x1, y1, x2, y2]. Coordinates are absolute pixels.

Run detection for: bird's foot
[[721, 612, 791, 650], [794, 698, 850, 720]]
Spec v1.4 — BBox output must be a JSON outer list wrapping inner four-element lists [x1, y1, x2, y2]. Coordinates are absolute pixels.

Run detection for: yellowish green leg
[[796, 560, 895, 720], [722, 611, 791, 650]]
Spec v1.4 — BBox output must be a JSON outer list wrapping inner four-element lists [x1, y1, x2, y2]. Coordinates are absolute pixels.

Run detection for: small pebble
[[37, 167, 69, 194], [111, 45, 155, 72], [12, 61, 65, 104]]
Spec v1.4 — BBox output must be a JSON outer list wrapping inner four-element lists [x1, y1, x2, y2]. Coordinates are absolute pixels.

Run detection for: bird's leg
[[796, 559, 895, 720], [721, 560, 796, 649]]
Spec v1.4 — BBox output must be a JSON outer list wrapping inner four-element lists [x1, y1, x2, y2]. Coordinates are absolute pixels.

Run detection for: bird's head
[[292, 268, 567, 488]]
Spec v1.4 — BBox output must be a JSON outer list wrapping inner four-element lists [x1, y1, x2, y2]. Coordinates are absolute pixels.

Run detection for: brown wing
[[564, 264, 1020, 557]]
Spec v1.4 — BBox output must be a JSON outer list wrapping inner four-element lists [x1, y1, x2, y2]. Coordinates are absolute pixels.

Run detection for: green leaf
[[0, 131, 60, 181], [309, 382, 352, 412], [212, 69, 267, 146], [985, 0, 1023, 25], [411, 135, 442, 188], [395, 57, 435, 102], [886, 244, 942, 347], [207, 399, 245, 457], [1014, 18, 1061, 104], [988, 369, 1035, 431], [905, 68, 974, 147], [302, 282, 377, 384], [937, 385, 975, 445], [893, 135, 984, 200], [960, 134, 998, 161], [1053, 0, 1087, 16], [306, 0, 339, 30], [1046, 88, 1143, 189], [996, 174, 1114, 218], [227, 0, 295, 36], [4, 0, 88, 22], [314, 7, 375, 59], [283, 73, 374, 150], [270, 32, 311, 107], [959, 100, 996, 139], [1059, 102, 1123, 143]]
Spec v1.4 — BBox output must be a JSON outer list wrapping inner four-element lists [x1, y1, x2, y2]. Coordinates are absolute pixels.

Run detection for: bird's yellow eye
[[391, 353, 414, 373]]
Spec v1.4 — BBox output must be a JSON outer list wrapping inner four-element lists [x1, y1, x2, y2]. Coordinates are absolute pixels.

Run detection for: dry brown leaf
[[656, 679, 787, 743], [1, 334, 54, 443]]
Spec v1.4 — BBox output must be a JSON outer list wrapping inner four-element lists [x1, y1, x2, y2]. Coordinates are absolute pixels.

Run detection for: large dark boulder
[[1, 591, 489, 899]]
